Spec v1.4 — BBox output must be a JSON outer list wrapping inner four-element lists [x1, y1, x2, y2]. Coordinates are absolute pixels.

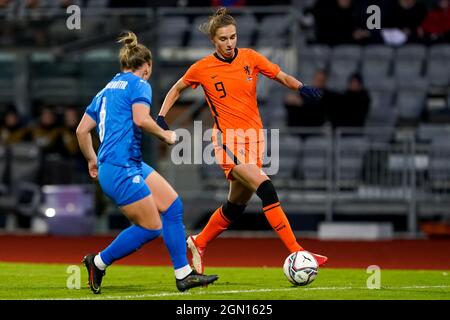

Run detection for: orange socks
[[195, 193, 302, 254], [263, 202, 303, 253], [195, 206, 230, 248]]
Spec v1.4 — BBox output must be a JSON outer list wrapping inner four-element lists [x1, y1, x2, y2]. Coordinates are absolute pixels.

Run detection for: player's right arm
[[76, 113, 98, 179], [158, 62, 200, 128], [132, 103, 177, 145], [158, 78, 190, 119]]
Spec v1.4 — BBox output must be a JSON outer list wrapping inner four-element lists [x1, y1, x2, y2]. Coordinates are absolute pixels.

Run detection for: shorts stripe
[[217, 131, 240, 165]]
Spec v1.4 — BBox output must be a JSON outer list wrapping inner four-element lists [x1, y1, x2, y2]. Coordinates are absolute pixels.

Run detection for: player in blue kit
[[76, 31, 218, 294]]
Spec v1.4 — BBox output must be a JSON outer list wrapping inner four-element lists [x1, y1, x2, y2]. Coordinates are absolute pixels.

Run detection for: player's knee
[[162, 197, 183, 223], [134, 225, 162, 245], [255, 180, 279, 207], [222, 201, 246, 222]]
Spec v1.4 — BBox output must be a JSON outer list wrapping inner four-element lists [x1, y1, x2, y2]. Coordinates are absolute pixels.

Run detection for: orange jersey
[[182, 48, 280, 143]]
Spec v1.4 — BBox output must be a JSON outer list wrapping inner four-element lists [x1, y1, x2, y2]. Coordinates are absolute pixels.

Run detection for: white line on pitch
[[33, 285, 450, 300]]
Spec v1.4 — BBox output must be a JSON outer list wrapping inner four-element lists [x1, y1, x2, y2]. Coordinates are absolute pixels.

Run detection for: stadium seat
[[299, 44, 331, 63], [396, 77, 428, 91], [158, 16, 190, 48], [363, 45, 394, 62], [331, 45, 362, 62], [279, 135, 301, 158], [428, 44, 450, 61], [369, 89, 395, 110], [271, 156, 298, 185], [328, 46, 361, 91], [234, 14, 257, 47], [335, 136, 368, 185], [299, 136, 330, 183], [417, 124, 450, 142], [396, 44, 427, 61], [429, 139, 450, 188], [255, 15, 290, 48], [394, 59, 423, 81], [188, 15, 214, 48], [297, 45, 330, 83], [80, 49, 119, 100], [0, 145, 8, 194], [8, 143, 42, 217], [364, 104, 397, 142], [395, 89, 427, 121], [426, 59, 450, 87], [362, 59, 391, 80], [0, 52, 15, 103]]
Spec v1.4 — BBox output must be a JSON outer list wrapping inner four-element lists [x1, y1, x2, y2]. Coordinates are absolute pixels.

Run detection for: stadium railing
[[164, 125, 450, 235]]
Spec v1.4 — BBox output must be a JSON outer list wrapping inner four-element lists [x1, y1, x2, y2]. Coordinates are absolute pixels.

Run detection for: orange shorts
[[212, 131, 265, 181]]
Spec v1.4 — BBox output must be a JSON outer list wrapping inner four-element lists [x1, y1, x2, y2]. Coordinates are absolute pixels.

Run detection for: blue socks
[[100, 224, 161, 266], [161, 197, 189, 270], [98, 197, 188, 273]]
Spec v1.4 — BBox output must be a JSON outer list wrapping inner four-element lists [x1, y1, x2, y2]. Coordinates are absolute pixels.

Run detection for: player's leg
[[188, 180, 251, 273], [194, 180, 252, 248], [231, 163, 302, 252], [142, 163, 218, 291], [143, 167, 191, 278], [84, 194, 162, 294], [83, 163, 162, 294], [231, 164, 328, 266]]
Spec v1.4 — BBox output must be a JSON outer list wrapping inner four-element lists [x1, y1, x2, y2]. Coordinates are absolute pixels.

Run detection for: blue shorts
[[98, 162, 155, 207]]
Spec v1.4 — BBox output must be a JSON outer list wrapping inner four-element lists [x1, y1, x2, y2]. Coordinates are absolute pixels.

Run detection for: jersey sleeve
[[85, 96, 100, 123], [130, 79, 152, 107], [182, 62, 201, 89], [251, 49, 281, 79]]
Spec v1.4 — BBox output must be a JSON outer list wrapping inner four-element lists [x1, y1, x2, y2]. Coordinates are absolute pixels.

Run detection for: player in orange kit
[[157, 7, 328, 274]]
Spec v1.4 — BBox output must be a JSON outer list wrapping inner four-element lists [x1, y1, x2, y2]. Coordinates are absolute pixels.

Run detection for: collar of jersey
[[213, 48, 238, 64]]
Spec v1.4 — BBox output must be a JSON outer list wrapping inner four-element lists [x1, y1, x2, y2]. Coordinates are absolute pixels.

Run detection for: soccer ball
[[283, 251, 318, 286]]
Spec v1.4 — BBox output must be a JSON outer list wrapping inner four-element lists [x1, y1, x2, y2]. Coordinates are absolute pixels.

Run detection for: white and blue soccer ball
[[283, 251, 318, 286]]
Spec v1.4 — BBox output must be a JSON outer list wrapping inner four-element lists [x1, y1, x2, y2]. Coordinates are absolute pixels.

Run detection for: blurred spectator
[[419, 0, 450, 43], [284, 70, 336, 128], [384, 0, 427, 43], [0, 107, 30, 144], [58, 107, 82, 158], [328, 73, 370, 128], [109, 0, 149, 7], [311, 0, 371, 45], [29, 106, 62, 154], [246, 0, 290, 5], [0, 0, 12, 8], [211, 0, 246, 7]]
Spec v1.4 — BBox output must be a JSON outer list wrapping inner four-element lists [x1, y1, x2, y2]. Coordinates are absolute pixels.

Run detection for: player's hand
[[156, 115, 170, 130], [88, 159, 98, 180], [299, 85, 323, 101], [162, 130, 177, 145]]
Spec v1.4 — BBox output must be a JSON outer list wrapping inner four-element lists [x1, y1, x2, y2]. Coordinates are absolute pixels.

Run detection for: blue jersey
[[85, 72, 152, 167]]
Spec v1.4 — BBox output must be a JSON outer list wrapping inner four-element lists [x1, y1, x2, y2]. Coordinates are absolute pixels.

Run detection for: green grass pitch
[[0, 262, 449, 300]]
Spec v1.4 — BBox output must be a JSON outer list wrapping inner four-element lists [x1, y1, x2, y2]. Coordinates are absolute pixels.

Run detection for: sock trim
[[175, 264, 193, 280], [263, 201, 281, 212], [94, 253, 108, 270], [218, 207, 231, 224]]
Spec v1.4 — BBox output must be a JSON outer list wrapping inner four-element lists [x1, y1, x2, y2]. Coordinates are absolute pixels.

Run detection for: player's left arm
[[274, 70, 303, 91], [275, 71, 323, 101], [76, 113, 98, 179]]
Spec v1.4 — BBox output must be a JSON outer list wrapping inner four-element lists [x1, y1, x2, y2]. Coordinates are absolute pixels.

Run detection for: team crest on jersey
[[132, 176, 140, 184], [244, 65, 253, 81]]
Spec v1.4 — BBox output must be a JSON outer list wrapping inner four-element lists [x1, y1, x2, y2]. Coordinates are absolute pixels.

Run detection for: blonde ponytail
[[117, 31, 152, 71], [198, 7, 236, 39]]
